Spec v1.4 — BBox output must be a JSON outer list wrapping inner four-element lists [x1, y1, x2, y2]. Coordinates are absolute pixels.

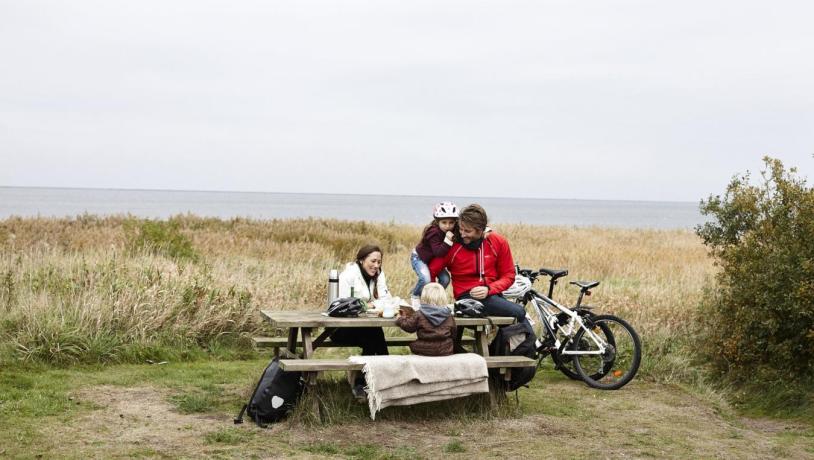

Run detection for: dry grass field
[[0, 215, 712, 375]]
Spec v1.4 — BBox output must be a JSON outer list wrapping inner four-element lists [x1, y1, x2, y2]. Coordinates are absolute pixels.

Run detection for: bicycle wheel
[[553, 315, 613, 381], [571, 314, 641, 390]]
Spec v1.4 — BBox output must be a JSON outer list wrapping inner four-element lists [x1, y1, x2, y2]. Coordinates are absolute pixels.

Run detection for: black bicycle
[[503, 267, 642, 390]]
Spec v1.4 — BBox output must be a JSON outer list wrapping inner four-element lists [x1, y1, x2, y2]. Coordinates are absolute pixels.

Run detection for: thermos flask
[[327, 269, 339, 306]]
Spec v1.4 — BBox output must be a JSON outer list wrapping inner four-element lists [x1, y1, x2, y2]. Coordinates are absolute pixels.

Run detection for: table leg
[[475, 326, 490, 357], [301, 328, 315, 359], [287, 328, 299, 355], [301, 328, 321, 421]]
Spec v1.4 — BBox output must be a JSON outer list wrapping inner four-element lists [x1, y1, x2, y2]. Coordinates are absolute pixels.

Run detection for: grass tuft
[[443, 439, 466, 453], [171, 392, 217, 414], [204, 427, 253, 445]]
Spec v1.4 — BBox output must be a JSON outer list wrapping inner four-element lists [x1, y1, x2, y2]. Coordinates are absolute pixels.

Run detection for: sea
[[0, 187, 705, 229]]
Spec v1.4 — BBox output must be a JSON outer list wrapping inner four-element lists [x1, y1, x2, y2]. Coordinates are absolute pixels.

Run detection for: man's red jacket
[[442, 231, 516, 299]]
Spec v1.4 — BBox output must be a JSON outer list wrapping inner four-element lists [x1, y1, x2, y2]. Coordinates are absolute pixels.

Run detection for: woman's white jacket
[[338, 262, 391, 302]]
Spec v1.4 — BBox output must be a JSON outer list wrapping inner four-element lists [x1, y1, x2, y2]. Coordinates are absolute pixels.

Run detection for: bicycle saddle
[[539, 268, 568, 279], [570, 280, 600, 290]]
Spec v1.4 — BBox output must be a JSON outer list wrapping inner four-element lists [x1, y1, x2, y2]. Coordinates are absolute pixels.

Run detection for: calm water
[[0, 187, 704, 229]]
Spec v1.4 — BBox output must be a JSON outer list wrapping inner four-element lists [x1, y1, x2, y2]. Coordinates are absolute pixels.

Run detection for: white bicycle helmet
[[433, 201, 459, 219], [502, 275, 532, 299]]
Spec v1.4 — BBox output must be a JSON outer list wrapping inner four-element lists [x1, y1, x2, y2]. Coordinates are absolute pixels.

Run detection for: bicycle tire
[[572, 314, 641, 390], [553, 317, 614, 381]]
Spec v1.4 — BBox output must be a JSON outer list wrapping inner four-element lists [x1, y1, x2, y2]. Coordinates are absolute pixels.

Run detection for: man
[[443, 204, 531, 329]]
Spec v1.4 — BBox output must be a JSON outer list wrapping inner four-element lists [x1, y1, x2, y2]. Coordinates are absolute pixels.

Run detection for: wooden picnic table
[[259, 310, 530, 417], [260, 310, 516, 360]]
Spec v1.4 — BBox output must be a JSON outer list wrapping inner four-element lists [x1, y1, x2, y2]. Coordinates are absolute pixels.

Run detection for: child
[[410, 201, 458, 306], [396, 283, 456, 357]]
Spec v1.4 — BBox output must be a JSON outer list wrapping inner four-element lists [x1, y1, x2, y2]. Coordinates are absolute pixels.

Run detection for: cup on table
[[382, 301, 396, 318]]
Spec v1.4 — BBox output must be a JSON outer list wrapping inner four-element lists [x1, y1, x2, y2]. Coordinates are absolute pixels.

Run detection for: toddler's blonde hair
[[420, 282, 448, 306]]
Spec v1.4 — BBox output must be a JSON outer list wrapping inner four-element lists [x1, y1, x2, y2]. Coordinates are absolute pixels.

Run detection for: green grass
[[729, 379, 814, 420], [443, 439, 466, 453], [172, 392, 218, 414], [204, 427, 254, 445], [302, 442, 341, 455]]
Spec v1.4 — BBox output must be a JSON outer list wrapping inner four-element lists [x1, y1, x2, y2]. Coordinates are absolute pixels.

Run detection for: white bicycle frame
[[521, 288, 607, 356]]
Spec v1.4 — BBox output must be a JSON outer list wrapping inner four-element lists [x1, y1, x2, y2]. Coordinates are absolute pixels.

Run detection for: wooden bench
[[279, 355, 538, 411], [279, 355, 536, 372], [253, 336, 476, 357]]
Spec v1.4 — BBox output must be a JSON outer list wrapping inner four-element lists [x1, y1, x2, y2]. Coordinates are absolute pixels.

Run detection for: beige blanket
[[348, 353, 489, 420]]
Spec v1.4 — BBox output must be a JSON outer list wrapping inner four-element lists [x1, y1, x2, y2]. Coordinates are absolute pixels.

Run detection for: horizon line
[[0, 184, 701, 205]]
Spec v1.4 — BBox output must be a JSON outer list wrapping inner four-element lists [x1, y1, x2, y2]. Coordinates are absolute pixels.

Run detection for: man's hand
[[470, 286, 488, 299]]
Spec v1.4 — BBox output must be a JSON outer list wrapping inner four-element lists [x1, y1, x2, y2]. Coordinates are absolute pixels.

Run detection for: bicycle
[[503, 267, 642, 390]]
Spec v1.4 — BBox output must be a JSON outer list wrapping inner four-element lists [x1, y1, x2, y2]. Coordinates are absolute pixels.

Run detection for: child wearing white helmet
[[410, 201, 458, 306]]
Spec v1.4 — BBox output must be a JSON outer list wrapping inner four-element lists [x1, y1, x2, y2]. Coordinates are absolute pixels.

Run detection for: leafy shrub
[[125, 219, 198, 262], [696, 157, 814, 385]]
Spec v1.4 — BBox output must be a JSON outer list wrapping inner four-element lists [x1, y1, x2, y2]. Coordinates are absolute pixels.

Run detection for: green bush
[[696, 157, 814, 386], [125, 218, 198, 262]]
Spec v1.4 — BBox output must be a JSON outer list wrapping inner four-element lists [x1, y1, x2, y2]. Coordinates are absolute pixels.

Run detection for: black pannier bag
[[489, 323, 538, 391], [235, 357, 304, 427]]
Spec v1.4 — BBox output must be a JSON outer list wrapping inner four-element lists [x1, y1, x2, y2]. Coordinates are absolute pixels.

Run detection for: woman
[[337, 244, 391, 303], [331, 244, 390, 398]]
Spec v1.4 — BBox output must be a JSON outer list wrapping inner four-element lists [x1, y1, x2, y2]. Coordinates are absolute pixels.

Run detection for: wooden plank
[[279, 355, 536, 372], [260, 310, 515, 328], [311, 327, 336, 349], [280, 359, 364, 372], [483, 356, 537, 368], [253, 336, 476, 348]]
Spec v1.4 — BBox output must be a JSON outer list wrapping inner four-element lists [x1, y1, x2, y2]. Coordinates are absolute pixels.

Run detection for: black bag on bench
[[235, 357, 304, 427]]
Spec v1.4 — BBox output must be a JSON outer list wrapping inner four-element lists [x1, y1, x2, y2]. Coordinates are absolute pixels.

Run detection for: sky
[[1, 0, 812, 202]]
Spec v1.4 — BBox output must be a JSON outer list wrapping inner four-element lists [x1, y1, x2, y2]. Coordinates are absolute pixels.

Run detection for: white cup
[[382, 302, 396, 318]]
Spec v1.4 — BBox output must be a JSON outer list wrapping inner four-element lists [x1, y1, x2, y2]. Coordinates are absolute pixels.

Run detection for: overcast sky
[[1, 0, 812, 202]]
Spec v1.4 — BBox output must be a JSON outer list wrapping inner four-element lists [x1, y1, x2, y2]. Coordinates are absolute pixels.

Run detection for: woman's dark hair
[[356, 244, 382, 299], [459, 204, 488, 230], [356, 244, 382, 263]]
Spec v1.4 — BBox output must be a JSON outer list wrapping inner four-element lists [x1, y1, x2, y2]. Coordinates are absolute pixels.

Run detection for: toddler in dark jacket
[[396, 282, 456, 357]]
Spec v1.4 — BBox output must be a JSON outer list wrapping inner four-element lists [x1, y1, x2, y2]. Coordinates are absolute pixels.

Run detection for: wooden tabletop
[[261, 310, 516, 328]]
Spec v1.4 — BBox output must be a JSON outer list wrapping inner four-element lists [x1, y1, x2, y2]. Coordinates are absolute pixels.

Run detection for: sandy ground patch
[[52, 386, 224, 458]]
